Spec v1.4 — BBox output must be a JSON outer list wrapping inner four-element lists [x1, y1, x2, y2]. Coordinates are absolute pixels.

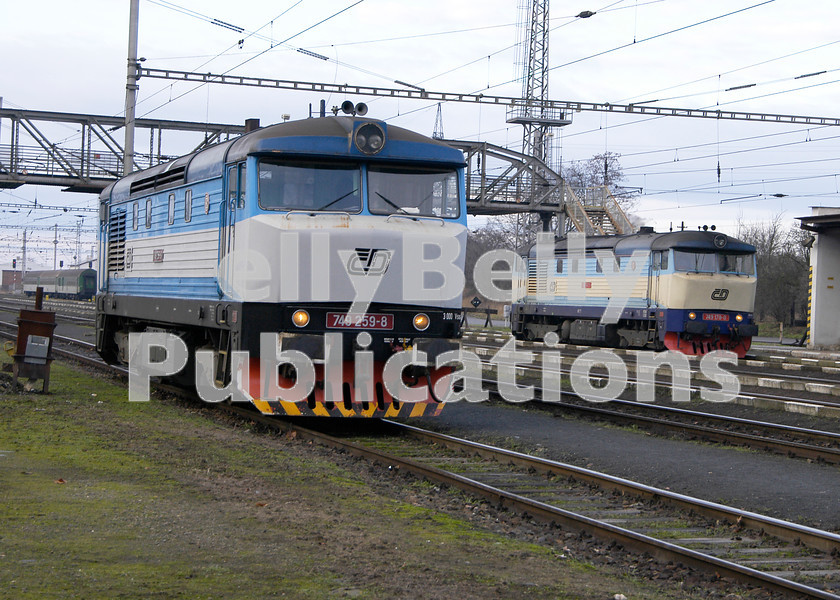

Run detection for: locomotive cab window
[[673, 250, 717, 273], [258, 160, 361, 212], [719, 252, 756, 275], [367, 165, 460, 218]]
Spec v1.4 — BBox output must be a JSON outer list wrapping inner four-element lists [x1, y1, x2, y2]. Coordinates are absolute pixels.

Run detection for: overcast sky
[[2, 0, 839, 267]]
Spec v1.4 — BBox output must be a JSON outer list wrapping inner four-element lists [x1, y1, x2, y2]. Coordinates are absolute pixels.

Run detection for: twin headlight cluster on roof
[[354, 122, 385, 155], [339, 101, 385, 155]]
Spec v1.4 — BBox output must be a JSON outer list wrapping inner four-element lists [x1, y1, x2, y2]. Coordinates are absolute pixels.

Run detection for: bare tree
[[563, 151, 639, 211], [464, 220, 524, 301], [737, 214, 809, 325]]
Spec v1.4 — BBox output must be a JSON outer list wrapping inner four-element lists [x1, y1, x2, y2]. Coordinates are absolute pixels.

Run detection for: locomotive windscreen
[[258, 159, 361, 212], [367, 165, 460, 218], [673, 250, 756, 274]]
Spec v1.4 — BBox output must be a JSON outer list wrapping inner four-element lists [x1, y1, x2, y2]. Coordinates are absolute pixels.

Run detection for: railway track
[[4, 320, 840, 596], [463, 329, 840, 372], [463, 332, 840, 418], [530, 397, 840, 465], [3, 313, 840, 465], [226, 408, 840, 598]]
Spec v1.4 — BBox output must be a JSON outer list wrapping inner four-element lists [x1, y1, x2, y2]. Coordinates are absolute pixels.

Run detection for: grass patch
[[0, 355, 711, 599]]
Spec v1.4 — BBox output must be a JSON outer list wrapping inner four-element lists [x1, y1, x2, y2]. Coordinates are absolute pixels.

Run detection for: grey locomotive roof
[[534, 229, 755, 256], [224, 116, 451, 163], [101, 116, 461, 204]]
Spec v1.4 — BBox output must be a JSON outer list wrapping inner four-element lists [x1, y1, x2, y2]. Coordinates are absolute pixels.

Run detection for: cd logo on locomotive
[[347, 248, 392, 275]]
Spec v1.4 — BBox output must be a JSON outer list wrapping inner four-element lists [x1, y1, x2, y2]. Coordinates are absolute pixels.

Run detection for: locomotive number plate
[[702, 313, 729, 321], [327, 312, 394, 330]]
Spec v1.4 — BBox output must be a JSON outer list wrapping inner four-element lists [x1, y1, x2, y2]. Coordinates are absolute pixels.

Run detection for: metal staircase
[[565, 185, 635, 236]]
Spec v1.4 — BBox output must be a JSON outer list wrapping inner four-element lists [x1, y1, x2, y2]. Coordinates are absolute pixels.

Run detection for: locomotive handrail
[[284, 210, 353, 220], [385, 214, 446, 226]]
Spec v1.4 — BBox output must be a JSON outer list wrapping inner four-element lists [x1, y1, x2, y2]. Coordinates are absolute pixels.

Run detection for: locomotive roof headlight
[[354, 123, 385, 155], [413, 313, 430, 331], [292, 309, 310, 328], [735, 314, 743, 322], [688, 312, 697, 320]]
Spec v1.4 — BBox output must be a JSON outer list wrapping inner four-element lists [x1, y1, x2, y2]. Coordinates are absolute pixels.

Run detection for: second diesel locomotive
[[96, 113, 467, 417], [511, 227, 758, 357]]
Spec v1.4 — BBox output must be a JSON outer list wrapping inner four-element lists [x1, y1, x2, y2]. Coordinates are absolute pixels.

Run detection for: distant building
[[1, 269, 22, 292], [798, 207, 840, 347]]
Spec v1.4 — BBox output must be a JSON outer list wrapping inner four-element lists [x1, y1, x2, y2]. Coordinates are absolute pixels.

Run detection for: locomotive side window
[[238, 166, 246, 208], [596, 255, 621, 273], [132, 202, 139, 231], [651, 251, 669, 270], [145, 198, 152, 228], [168, 193, 175, 225], [258, 160, 360, 212], [227, 166, 237, 210], [368, 165, 460, 218], [185, 189, 192, 223], [227, 164, 246, 210]]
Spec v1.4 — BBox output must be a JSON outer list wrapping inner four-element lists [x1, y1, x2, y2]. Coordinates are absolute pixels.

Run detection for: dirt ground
[[0, 360, 778, 599]]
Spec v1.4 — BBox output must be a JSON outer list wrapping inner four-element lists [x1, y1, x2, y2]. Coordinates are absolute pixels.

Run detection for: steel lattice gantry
[[451, 139, 633, 235], [0, 108, 246, 192]]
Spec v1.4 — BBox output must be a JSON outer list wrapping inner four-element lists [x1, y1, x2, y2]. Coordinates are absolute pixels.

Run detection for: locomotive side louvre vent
[[107, 208, 127, 273], [527, 261, 538, 296], [129, 166, 186, 196]]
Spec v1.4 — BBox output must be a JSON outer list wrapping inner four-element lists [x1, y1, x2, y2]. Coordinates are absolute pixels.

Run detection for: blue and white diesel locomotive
[[96, 112, 467, 417], [511, 228, 758, 357]]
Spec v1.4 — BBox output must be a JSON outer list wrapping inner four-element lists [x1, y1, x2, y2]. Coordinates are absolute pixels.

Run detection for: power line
[[138, 1, 367, 119], [628, 154, 840, 178], [617, 38, 840, 105], [548, 1, 777, 75], [623, 132, 840, 171], [0, 202, 96, 214]]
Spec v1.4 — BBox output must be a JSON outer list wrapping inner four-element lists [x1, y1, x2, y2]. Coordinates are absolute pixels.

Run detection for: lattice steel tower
[[511, 1, 570, 164], [508, 0, 571, 232]]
